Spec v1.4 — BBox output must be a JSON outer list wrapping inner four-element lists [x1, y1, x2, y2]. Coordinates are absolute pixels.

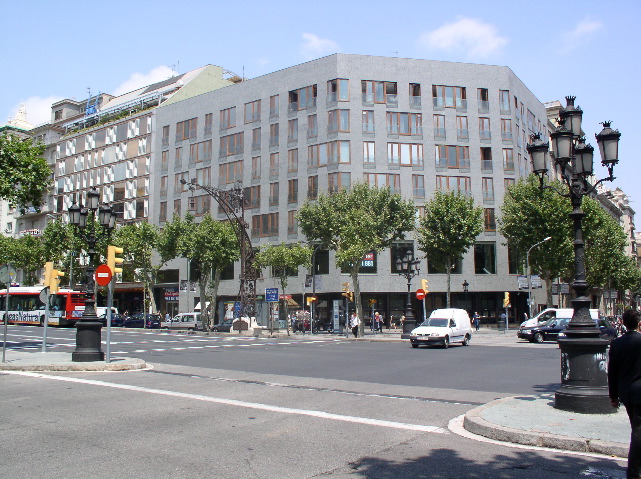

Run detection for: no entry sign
[[416, 289, 426, 300], [95, 264, 113, 286]]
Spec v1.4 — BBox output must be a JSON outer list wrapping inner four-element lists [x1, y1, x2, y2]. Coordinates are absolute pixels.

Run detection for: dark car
[[99, 313, 126, 327], [212, 319, 233, 332], [123, 313, 161, 329], [518, 317, 617, 343]]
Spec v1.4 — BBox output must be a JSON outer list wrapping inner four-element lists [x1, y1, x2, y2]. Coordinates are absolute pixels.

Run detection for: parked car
[[518, 317, 617, 343], [212, 319, 233, 332], [162, 312, 202, 331], [123, 313, 161, 329], [99, 313, 126, 327], [520, 308, 600, 328], [409, 308, 472, 348]]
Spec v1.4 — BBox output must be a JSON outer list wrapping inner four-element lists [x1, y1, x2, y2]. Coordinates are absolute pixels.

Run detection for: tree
[[10, 234, 47, 285], [415, 190, 483, 307], [499, 176, 574, 307], [159, 214, 239, 330], [0, 134, 51, 212], [297, 183, 416, 334], [255, 242, 312, 334], [112, 222, 160, 314]]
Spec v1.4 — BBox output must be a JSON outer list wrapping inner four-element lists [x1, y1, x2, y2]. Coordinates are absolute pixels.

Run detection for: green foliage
[[416, 190, 483, 306], [0, 134, 51, 212], [255, 242, 312, 292], [298, 182, 416, 330], [10, 234, 47, 285]]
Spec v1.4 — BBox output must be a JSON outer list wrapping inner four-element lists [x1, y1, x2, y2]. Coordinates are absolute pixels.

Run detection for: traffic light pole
[[42, 288, 50, 353]]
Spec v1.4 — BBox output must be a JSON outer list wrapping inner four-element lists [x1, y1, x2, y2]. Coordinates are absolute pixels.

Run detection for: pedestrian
[[374, 312, 380, 333], [608, 309, 641, 479], [500, 311, 507, 328], [165, 311, 171, 323], [378, 313, 385, 332], [350, 312, 360, 338], [473, 312, 480, 331]]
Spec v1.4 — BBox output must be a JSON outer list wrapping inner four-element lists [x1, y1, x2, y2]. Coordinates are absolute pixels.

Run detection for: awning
[[285, 298, 298, 306]]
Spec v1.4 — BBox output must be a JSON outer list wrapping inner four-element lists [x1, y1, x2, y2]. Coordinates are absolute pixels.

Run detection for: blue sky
[[1, 0, 639, 204]]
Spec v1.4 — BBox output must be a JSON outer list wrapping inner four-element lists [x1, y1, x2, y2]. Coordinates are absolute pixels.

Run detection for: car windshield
[[421, 318, 449, 327]]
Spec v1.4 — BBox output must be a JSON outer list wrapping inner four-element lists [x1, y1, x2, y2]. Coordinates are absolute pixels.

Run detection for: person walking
[[608, 309, 641, 479], [473, 312, 480, 331], [350, 313, 360, 338]]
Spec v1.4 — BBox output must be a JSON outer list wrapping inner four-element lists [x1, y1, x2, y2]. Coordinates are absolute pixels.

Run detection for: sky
[[1, 0, 639, 205]]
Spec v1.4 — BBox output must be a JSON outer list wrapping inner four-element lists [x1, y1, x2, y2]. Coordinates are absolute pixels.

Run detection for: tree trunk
[[351, 268, 364, 337]]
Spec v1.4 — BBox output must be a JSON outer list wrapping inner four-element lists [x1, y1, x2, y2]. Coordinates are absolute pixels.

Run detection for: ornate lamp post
[[396, 248, 420, 336], [462, 280, 469, 313], [68, 187, 116, 361], [526, 96, 621, 413]]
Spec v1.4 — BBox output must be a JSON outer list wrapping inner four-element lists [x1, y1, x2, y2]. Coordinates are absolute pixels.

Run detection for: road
[[0, 325, 627, 478]]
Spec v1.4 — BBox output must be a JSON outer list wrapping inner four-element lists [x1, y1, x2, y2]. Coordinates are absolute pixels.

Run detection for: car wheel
[[533, 332, 544, 343], [443, 336, 449, 349], [411, 342, 418, 348], [462, 334, 470, 346]]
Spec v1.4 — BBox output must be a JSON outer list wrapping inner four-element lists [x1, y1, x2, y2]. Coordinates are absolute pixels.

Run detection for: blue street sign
[[265, 288, 279, 303]]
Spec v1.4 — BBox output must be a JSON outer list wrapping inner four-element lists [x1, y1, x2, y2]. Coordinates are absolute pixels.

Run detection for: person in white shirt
[[350, 313, 360, 338]]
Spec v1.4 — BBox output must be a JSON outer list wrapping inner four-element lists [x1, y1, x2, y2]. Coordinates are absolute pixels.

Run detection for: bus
[[0, 287, 85, 327]]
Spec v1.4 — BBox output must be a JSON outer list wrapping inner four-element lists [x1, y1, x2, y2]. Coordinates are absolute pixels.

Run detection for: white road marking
[[3, 370, 447, 434]]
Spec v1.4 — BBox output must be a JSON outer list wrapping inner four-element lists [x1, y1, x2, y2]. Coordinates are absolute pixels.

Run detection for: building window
[[361, 80, 397, 105], [162, 125, 170, 148], [159, 202, 167, 222], [499, 90, 510, 115], [173, 199, 181, 218], [244, 185, 261, 209], [288, 210, 297, 234], [219, 132, 244, 157], [433, 114, 446, 139], [479, 117, 491, 140], [409, 83, 421, 108], [432, 85, 466, 110], [174, 172, 188, 193], [196, 167, 210, 186], [161, 150, 169, 171], [252, 128, 261, 150], [480, 147, 492, 171], [269, 152, 279, 176], [307, 175, 318, 200], [269, 123, 279, 147], [251, 213, 279, 237], [477, 88, 489, 114], [363, 142, 375, 164], [434, 145, 469, 169], [288, 179, 298, 203], [252, 156, 261, 179], [388, 143, 424, 166], [269, 182, 279, 206], [175, 118, 198, 141], [307, 114, 318, 138], [204, 113, 213, 136], [288, 119, 298, 143], [190, 140, 212, 164], [504, 178, 515, 191], [436, 175, 471, 195], [412, 175, 425, 198], [191, 195, 211, 216], [220, 107, 236, 129], [287, 149, 298, 172], [387, 112, 422, 135], [270, 95, 279, 118], [362, 110, 375, 133], [328, 109, 350, 133], [364, 173, 400, 193], [289, 84, 317, 111], [482, 177, 494, 201], [308, 141, 350, 167], [174, 147, 182, 169], [328, 172, 350, 194], [244, 100, 261, 124], [327, 79, 349, 102], [501, 119, 513, 142], [219, 160, 243, 184], [474, 243, 496, 274], [160, 175, 168, 197], [503, 149, 514, 172], [484, 208, 496, 231]]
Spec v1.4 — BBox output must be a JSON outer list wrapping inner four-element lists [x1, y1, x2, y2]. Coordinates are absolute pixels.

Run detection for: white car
[[409, 308, 472, 348], [162, 312, 202, 331], [520, 308, 599, 328]]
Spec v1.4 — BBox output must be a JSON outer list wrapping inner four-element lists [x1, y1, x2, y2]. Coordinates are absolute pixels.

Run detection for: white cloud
[[561, 17, 603, 52], [419, 17, 508, 59], [6, 96, 63, 127], [112, 65, 175, 96], [299, 33, 340, 61]]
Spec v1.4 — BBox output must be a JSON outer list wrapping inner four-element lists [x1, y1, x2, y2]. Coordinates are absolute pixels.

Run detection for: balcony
[[478, 101, 489, 114], [457, 129, 469, 141], [410, 96, 422, 109], [434, 127, 446, 140]]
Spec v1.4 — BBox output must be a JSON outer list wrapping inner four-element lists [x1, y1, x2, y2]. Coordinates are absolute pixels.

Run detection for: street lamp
[[462, 280, 469, 313], [526, 96, 621, 414], [396, 248, 420, 336], [526, 236, 552, 319], [67, 187, 116, 361]]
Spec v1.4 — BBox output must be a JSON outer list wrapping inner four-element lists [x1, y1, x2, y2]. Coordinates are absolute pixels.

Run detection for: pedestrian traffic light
[[50, 268, 65, 294], [422, 279, 429, 293], [107, 245, 124, 275], [503, 292, 510, 307]]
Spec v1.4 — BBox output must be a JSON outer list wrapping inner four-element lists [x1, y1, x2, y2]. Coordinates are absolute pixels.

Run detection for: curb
[[0, 358, 147, 372], [463, 397, 627, 458]]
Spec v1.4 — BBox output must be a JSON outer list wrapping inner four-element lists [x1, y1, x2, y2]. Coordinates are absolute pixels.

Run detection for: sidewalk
[[1, 328, 629, 458]]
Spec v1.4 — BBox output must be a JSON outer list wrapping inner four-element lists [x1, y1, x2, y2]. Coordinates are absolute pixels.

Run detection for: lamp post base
[[400, 318, 416, 339], [72, 321, 105, 362], [554, 336, 615, 414]]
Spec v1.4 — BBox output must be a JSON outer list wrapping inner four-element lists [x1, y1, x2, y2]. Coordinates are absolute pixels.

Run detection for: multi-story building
[[153, 54, 549, 324]]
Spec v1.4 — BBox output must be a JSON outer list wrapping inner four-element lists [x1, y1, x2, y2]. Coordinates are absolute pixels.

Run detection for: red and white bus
[[0, 287, 85, 327]]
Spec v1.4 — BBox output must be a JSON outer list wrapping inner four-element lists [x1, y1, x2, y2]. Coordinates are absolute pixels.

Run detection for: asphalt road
[[0, 325, 628, 478]]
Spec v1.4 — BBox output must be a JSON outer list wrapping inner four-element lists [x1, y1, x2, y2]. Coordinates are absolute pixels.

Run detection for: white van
[[162, 312, 202, 331], [409, 308, 472, 348], [520, 308, 599, 328]]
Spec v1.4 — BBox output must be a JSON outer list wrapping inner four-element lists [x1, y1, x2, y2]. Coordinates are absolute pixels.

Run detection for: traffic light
[[422, 279, 429, 293], [307, 295, 317, 304], [347, 292, 354, 302], [50, 268, 65, 294], [503, 292, 510, 307], [107, 245, 124, 275], [341, 282, 350, 298], [43, 262, 53, 287]]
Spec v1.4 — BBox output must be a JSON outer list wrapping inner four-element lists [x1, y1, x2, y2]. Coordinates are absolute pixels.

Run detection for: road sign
[[416, 289, 426, 300], [39, 287, 49, 303], [95, 264, 113, 286], [265, 287, 279, 303], [0, 264, 17, 283]]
